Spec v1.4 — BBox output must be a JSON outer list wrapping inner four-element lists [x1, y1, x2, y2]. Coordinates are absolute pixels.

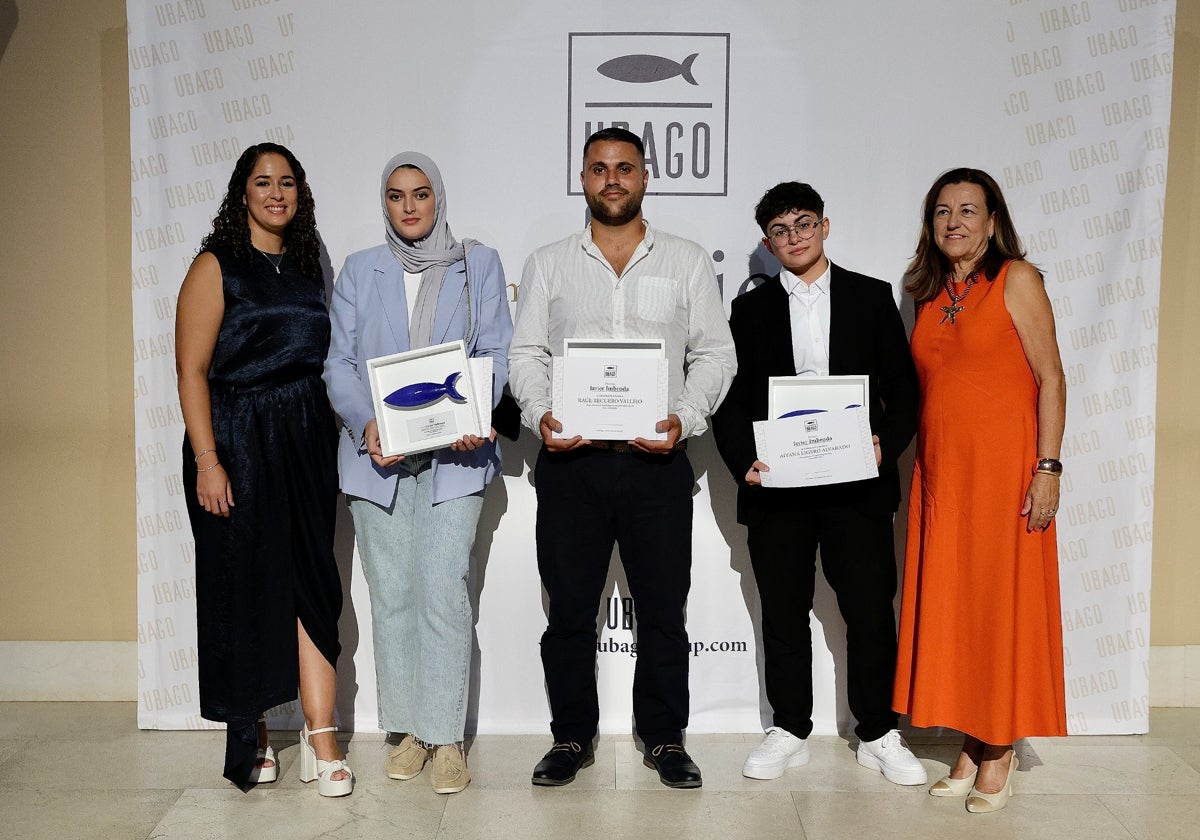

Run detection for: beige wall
[[1153, 4, 1200, 646], [0, 0, 133, 641], [0, 1, 1196, 646]]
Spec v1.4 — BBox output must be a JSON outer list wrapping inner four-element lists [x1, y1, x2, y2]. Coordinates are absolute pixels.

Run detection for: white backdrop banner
[[131, 0, 1174, 737]]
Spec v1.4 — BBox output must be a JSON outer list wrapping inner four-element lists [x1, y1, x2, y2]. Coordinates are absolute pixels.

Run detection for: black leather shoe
[[531, 741, 595, 786], [643, 744, 702, 788]]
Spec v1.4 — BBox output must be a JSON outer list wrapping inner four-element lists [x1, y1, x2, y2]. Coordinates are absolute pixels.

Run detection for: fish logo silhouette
[[597, 52, 699, 85], [383, 372, 466, 410], [568, 32, 729, 196]]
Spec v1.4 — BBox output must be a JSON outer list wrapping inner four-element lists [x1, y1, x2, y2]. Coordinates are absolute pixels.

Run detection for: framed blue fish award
[[366, 340, 491, 456]]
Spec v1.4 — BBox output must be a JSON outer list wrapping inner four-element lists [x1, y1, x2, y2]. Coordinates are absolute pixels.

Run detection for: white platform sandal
[[298, 726, 354, 797], [252, 718, 277, 784], [252, 745, 278, 784]]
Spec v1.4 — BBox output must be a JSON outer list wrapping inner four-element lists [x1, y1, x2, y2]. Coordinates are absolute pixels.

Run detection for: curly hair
[[904, 167, 1027, 303], [753, 182, 825, 233], [200, 143, 322, 279]]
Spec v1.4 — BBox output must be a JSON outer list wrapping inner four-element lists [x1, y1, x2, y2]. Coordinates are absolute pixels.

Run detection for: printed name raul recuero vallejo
[[582, 384, 644, 406]]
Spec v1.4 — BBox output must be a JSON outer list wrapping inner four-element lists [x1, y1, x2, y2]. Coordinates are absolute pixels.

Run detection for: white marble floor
[[1, 703, 1198, 839]]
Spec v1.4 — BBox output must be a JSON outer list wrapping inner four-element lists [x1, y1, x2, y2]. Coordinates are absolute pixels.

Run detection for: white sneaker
[[856, 729, 928, 785], [742, 727, 810, 780]]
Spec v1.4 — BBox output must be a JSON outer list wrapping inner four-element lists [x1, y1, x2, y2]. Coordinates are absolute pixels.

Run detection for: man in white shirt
[[712, 182, 927, 785], [509, 127, 735, 789]]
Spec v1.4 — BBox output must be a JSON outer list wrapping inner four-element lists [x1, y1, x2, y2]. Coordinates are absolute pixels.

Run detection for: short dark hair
[[583, 126, 645, 161], [754, 182, 825, 233]]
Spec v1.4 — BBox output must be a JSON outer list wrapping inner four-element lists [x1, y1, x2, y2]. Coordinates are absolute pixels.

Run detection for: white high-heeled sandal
[[252, 718, 277, 784], [298, 725, 354, 797], [253, 745, 278, 784]]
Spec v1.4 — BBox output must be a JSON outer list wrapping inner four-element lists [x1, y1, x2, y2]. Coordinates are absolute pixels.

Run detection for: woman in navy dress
[[176, 143, 352, 796]]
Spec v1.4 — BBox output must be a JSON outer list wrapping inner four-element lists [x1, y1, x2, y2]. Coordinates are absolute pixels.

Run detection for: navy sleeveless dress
[[181, 242, 341, 789]]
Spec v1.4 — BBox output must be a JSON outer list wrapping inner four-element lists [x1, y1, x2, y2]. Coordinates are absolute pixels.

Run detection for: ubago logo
[[568, 32, 730, 196]]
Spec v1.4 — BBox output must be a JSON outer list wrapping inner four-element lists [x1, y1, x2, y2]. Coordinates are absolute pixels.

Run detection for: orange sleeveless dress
[[893, 260, 1067, 744]]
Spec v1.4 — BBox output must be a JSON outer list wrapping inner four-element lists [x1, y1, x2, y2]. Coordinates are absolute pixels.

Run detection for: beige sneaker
[[430, 744, 471, 794], [386, 734, 429, 780]]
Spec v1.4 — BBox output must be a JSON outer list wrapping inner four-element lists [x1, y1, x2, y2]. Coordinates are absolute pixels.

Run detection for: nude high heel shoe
[[928, 770, 976, 797], [965, 754, 1018, 813], [298, 726, 354, 797]]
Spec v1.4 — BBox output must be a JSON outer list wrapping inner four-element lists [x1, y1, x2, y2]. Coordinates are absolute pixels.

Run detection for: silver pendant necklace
[[255, 247, 284, 274], [940, 271, 981, 325]]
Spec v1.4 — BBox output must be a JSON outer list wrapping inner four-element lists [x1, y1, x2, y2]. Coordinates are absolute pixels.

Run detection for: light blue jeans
[[348, 465, 482, 745]]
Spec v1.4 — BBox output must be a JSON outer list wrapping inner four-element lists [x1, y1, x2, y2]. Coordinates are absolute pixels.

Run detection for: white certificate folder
[[551, 338, 669, 441], [767, 374, 869, 420], [753, 375, 877, 488]]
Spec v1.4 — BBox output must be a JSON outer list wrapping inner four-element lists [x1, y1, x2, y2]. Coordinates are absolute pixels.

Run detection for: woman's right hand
[[196, 464, 234, 517], [364, 418, 404, 467]]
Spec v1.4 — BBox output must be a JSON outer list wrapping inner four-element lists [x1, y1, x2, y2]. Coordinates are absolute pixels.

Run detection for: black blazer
[[712, 263, 918, 524]]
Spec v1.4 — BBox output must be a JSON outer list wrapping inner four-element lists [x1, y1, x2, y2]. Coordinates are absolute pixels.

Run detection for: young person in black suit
[[712, 182, 925, 784]]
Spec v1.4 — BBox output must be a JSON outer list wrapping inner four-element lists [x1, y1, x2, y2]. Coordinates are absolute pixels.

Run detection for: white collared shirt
[[509, 220, 736, 438], [404, 270, 421, 321], [781, 262, 831, 377]]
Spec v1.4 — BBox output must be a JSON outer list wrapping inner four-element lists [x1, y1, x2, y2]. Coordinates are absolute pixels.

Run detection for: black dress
[[181, 243, 341, 790]]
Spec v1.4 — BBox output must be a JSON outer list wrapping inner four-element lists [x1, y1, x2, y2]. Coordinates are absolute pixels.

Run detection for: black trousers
[[534, 446, 694, 747], [746, 504, 900, 742]]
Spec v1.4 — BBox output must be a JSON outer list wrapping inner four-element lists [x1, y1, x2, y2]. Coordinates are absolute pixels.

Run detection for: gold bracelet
[[1034, 457, 1063, 477], [197, 461, 221, 473], [194, 448, 216, 462]]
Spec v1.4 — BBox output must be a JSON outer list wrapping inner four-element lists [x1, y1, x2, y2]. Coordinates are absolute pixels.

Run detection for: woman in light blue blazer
[[323, 151, 512, 794]]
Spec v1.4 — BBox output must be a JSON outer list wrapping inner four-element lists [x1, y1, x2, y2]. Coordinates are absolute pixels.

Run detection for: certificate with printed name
[[752, 407, 878, 488], [551, 338, 669, 441]]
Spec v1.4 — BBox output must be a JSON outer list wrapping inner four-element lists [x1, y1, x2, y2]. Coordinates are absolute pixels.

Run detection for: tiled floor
[[1, 703, 1198, 839]]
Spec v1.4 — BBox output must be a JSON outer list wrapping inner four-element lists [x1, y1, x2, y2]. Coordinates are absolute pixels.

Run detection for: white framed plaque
[[768, 374, 869, 420], [366, 340, 490, 456], [550, 338, 668, 441]]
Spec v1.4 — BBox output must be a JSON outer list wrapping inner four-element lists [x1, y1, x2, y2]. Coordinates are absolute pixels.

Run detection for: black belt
[[586, 439, 687, 453]]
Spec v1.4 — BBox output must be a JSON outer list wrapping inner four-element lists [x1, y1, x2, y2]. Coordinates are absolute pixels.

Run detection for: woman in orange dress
[[893, 168, 1066, 814]]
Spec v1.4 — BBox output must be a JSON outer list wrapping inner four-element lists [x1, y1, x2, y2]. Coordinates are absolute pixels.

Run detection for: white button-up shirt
[[781, 262, 831, 377], [509, 221, 736, 438]]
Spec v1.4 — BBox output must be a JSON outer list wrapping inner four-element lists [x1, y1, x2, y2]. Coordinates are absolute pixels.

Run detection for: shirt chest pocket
[[635, 275, 680, 323]]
